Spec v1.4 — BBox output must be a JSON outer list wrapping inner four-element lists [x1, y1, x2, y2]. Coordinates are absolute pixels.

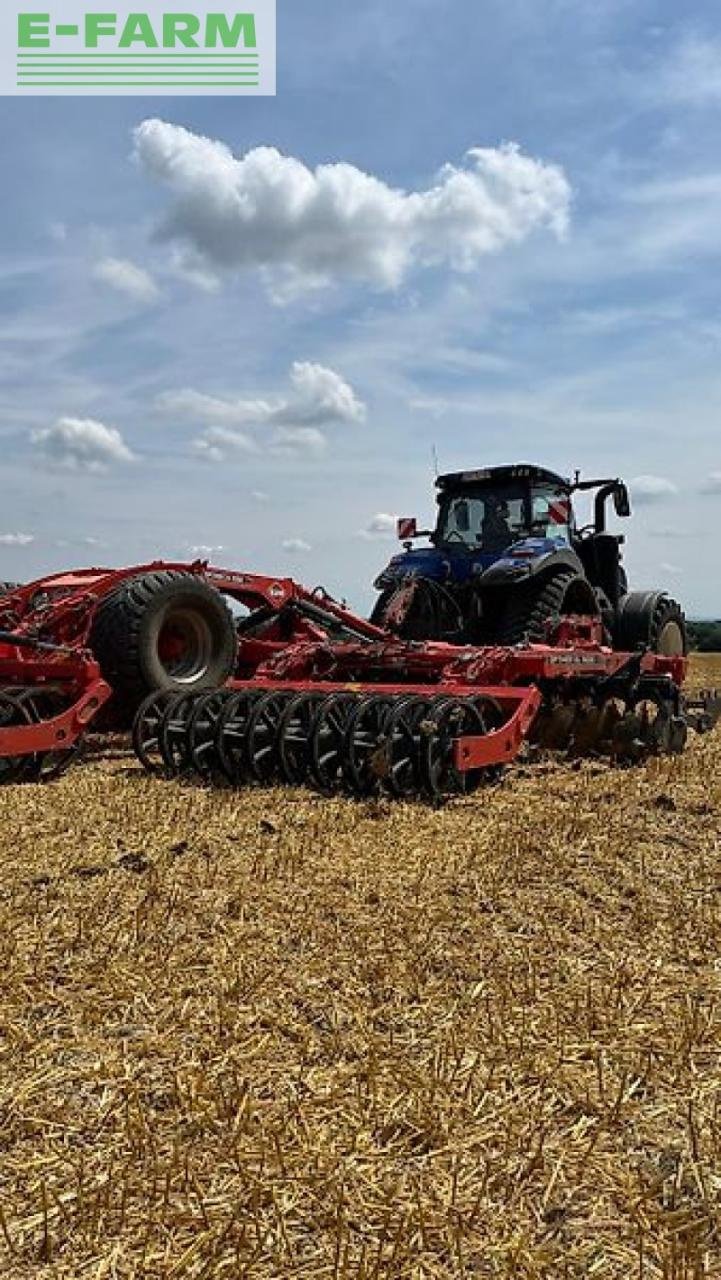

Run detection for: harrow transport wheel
[[132, 690, 179, 774], [309, 693, 358, 794], [343, 696, 394, 797], [187, 690, 232, 780], [421, 697, 487, 802], [245, 692, 294, 784], [277, 692, 326, 786], [90, 570, 237, 721], [157, 692, 197, 777], [381, 696, 434, 798], [0, 692, 36, 784], [216, 691, 260, 785], [496, 568, 599, 646]]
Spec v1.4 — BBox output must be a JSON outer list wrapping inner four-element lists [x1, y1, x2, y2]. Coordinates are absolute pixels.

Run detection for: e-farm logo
[[1, 0, 275, 94]]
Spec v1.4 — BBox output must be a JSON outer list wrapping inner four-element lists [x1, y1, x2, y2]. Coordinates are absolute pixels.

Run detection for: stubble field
[[0, 655, 720, 1278]]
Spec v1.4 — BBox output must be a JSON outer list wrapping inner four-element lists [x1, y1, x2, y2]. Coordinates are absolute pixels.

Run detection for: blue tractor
[[371, 463, 686, 655]]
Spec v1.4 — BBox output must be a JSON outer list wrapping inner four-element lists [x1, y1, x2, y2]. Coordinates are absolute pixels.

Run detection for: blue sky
[[2, 0, 721, 613]]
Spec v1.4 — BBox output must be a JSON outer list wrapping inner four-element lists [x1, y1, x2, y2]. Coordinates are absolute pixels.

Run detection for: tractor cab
[[433, 465, 573, 557]]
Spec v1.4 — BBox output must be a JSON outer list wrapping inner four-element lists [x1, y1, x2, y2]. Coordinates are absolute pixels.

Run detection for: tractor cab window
[[529, 485, 571, 544], [437, 488, 527, 552]]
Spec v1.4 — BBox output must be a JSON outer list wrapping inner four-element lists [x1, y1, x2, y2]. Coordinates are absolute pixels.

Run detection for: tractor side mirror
[[613, 484, 631, 518], [397, 517, 417, 541]]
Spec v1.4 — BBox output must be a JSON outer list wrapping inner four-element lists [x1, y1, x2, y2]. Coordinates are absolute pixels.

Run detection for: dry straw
[[0, 656, 719, 1277]]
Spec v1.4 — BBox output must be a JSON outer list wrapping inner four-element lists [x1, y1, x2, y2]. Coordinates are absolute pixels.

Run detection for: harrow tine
[[342, 695, 395, 797], [186, 689, 232, 780], [376, 695, 432, 799], [308, 693, 358, 794], [26, 687, 84, 782], [244, 691, 295, 784], [0, 690, 37, 784], [276, 692, 326, 786], [132, 690, 179, 774], [215, 690, 261, 785], [420, 697, 487, 802], [157, 692, 197, 777]]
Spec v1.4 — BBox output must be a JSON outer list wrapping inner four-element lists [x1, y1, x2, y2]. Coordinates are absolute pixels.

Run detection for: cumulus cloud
[[359, 512, 398, 539], [192, 427, 256, 463], [700, 471, 721, 494], [630, 475, 678, 504], [32, 417, 135, 472], [93, 256, 160, 304], [282, 537, 311, 553], [134, 119, 571, 298], [160, 361, 364, 462], [0, 532, 34, 546]]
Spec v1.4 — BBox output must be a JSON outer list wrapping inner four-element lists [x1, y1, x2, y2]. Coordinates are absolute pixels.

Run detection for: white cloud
[[93, 257, 160, 304], [659, 562, 682, 575], [700, 472, 721, 495], [0, 532, 34, 546], [159, 362, 365, 430], [134, 119, 571, 297], [160, 361, 364, 462], [192, 427, 256, 463], [32, 417, 135, 472], [282, 537, 311, 553], [359, 512, 398, 539], [630, 474, 678, 504], [251, 490, 269, 502]]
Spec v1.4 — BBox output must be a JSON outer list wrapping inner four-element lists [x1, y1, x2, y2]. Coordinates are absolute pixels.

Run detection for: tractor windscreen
[[437, 481, 571, 552]]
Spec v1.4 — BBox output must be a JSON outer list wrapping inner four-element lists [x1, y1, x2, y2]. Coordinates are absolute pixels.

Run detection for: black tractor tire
[[495, 568, 599, 645], [613, 591, 687, 656], [90, 570, 237, 719], [371, 578, 465, 642]]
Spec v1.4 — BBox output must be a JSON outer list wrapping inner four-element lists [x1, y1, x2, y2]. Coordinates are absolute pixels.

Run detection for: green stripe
[[17, 52, 259, 58], [18, 63, 258, 68], [17, 80, 259, 85]]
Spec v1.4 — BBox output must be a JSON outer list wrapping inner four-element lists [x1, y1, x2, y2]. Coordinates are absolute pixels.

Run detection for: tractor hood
[[374, 536, 578, 591]]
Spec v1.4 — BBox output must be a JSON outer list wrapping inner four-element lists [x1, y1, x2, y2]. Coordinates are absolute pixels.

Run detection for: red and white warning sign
[[397, 517, 417, 540], [548, 498, 571, 525]]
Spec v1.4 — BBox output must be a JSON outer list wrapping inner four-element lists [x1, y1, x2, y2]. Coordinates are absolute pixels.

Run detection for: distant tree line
[[687, 621, 721, 652]]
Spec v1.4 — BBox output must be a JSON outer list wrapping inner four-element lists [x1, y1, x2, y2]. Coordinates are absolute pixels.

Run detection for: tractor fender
[[479, 545, 585, 587]]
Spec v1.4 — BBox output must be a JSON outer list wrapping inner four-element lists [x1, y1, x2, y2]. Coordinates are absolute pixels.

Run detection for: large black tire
[[495, 569, 599, 645], [371, 578, 464, 642], [614, 591, 687, 656], [90, 571, 237, 718]]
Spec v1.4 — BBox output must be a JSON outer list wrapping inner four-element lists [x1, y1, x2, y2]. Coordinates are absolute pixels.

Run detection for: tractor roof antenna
[[431, 444, 439, 478]]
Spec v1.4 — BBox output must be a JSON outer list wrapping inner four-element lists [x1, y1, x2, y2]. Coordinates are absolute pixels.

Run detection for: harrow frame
[[0, 560, 718, 792]]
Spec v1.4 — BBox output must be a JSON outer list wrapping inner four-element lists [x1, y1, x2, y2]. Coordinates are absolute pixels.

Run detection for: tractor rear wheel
[[495, 568, 599, 646], [90, 570, 237, 720], [614, 591, 687, 656]]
